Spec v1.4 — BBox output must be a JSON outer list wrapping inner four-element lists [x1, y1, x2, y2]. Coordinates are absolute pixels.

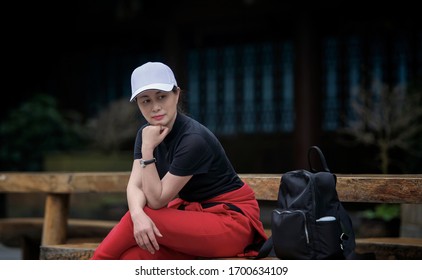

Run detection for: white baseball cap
[[130, 62, 178, 102]]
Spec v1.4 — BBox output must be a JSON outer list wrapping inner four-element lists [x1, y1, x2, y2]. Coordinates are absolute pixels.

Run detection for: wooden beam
[[1, 172, 421, 203]]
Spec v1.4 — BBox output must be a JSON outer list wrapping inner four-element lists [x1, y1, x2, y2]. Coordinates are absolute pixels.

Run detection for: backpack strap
[[308, 146, 330, 172], [255, 236, 275, 259], [337, 202, 357, 258]]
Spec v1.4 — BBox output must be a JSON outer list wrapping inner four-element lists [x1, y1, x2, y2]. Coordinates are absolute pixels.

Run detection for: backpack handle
[[308, 146, 330, 172]]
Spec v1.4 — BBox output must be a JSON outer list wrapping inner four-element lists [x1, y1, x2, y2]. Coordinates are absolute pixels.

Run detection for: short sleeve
[[133, 127, 143, 160]]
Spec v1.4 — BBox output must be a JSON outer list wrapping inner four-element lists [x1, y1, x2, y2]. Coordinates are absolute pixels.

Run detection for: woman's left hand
[[132, 211, 163, 254]]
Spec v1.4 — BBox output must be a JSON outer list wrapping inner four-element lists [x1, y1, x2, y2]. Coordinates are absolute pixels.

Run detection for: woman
[[91, 62, 267, 259]]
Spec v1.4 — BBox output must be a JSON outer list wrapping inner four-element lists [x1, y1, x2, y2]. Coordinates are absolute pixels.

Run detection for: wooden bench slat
[[356, 237, 422, 259], [40, 243, 98, 260], [336, 175, 422, 203], [1, 173, 421, 203], [39, 243, 280, 260], [40, 237, 422, 260]]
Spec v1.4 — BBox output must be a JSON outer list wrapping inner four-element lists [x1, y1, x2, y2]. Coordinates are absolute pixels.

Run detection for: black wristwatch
[[140, 158, 156, 168]]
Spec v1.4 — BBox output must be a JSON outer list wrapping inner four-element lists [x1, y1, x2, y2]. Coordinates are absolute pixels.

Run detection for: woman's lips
[[152, 115, 164, 121]]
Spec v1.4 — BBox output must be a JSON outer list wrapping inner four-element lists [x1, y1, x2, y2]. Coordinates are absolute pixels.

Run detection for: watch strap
[[140, 158, 156, 168]]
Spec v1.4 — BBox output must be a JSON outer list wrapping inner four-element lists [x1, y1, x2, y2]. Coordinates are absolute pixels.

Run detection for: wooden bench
[[1, 172, 421, 260], [0, 172, 127, 259], [0, 217, 117, 259]]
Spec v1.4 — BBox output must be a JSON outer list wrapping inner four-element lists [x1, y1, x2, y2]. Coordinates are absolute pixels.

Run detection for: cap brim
[[130, 83, 174, 102]]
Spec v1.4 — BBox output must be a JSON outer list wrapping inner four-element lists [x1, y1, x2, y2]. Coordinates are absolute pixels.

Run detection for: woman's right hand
[[132, 211, 163, 255], [141, 125, 170, 153]]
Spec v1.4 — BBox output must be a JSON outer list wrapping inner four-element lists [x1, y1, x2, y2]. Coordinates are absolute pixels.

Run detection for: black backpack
[[257, 146, 358, 260]]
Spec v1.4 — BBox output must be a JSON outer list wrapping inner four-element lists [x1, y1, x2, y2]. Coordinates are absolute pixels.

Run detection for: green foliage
[[0, 94, 85, 171], [362, 204, 401, 221]]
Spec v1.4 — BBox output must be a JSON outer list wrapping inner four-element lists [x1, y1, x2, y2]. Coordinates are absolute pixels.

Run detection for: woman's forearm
[[140, 150, 165, 209], [127, 181, 147, 218]]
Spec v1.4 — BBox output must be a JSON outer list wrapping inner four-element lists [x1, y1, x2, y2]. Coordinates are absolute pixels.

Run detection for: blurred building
[[3, 0, 422, 174]]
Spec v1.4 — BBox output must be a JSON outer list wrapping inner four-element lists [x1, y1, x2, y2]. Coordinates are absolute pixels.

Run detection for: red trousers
[[91, 183, 267, 260]]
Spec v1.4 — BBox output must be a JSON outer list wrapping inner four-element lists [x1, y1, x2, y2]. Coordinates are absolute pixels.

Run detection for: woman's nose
[[152, 102, 161, 112]]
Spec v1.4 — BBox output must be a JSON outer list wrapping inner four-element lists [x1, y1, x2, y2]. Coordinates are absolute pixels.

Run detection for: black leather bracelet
[[140, 158, 156, 168]]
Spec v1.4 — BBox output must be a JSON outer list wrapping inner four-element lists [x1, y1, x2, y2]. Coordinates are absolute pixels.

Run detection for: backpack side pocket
[[272, 209, 311, 259], [315, 216, 344, 259]]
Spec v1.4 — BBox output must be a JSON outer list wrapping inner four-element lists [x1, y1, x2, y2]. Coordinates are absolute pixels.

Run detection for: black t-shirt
[[134, 113, 243, 201]]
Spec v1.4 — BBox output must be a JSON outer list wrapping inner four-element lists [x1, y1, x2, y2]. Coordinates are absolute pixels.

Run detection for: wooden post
[[293, 11, 322, 169], [41, 193, 69, 245]]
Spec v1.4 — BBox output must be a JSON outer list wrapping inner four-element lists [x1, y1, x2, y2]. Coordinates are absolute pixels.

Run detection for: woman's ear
[[175, 87, 181, 99]]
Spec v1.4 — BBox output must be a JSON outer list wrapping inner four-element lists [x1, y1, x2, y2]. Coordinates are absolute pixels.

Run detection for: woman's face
[[136, 88, 180, 129]]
